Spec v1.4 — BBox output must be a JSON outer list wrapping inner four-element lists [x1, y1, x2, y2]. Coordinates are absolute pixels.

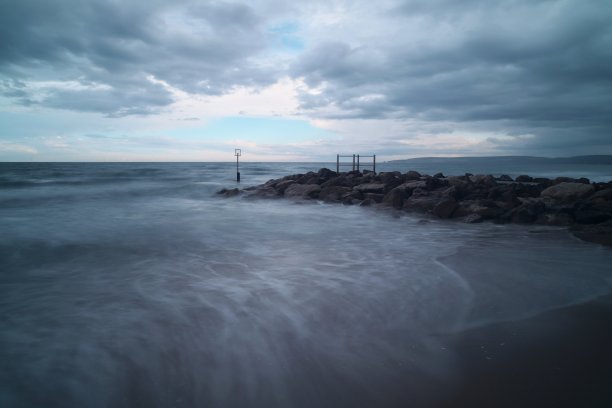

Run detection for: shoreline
[[219, 168, 612, 248], [437, 293, 612, 407]]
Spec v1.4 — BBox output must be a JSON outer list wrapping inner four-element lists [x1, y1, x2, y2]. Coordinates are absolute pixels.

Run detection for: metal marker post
[[235, 149, 241, 182]]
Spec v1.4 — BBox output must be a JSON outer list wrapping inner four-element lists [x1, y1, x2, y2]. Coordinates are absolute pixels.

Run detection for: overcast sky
[[1, 0, 611, 161]]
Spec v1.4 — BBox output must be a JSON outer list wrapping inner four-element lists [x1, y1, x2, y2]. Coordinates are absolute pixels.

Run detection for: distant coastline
[[386, 155, 612, 165]]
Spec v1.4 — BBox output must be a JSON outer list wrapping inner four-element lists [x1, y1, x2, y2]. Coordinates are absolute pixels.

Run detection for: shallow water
[[1, 163, 611, 407]]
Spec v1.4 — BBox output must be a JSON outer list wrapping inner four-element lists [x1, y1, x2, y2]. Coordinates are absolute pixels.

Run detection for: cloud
[[0, 0, 611, 158], [0, 0, 278, 116], [291, 0, 612, 154]]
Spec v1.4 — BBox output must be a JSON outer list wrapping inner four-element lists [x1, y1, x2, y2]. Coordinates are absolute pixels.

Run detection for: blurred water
[[1, 162, 611, 407]]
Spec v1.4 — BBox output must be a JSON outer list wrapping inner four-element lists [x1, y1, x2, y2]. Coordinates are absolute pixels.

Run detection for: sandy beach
[[438, 294, 612, 407]]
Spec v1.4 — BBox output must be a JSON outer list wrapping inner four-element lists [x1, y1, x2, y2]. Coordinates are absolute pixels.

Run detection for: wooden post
[[235, 149, 241, 182], [373, 154, 376, 173], [352, 154, 355, 171], [357, 154, 360, 171], [337, 154, 339, 174]]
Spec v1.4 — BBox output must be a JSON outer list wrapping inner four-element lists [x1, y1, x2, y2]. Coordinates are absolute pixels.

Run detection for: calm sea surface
[[1, 162, 611, 407]]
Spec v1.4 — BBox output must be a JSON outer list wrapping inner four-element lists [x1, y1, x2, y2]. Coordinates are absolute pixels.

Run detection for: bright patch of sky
[[268, 21, 305, 53]]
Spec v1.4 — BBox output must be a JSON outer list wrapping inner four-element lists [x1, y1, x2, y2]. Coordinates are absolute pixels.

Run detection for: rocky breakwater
[[217, 168, 612, 247]]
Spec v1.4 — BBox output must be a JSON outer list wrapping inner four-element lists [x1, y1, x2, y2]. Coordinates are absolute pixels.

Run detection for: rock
[[573, 201, 612, 224], [463, 214, 483, 223], [216, 188, 240, 197], [470, 174, 497, 186], [498, 174, 513, 182], [433, 172, 445, 178], [284, 184, 321, 199], [354, 183, 386, 194], [553, 176, 576, 184], [515, 175, 533, 182], [509, 201, 545, 224], [248, 186, 279, 198], [319, 186, 351, 202], [589, 188, 612, 202], [364, 193, 385, 203], [541, 182, 594, 200], [382, 187, 408, 209], [533, 177, 552, 186], [317, 168, 337, 179], [405, 170, 422, 180], [275, 179, 296, 193], [433, 198, 457, 218], [403, 196, 439, 212], [359, 198, 374, 207]]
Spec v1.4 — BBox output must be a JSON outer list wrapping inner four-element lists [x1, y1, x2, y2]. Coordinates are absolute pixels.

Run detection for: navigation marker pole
[[235, 149, 241, 182]]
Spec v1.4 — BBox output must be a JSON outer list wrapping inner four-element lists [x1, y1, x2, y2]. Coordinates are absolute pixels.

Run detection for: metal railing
[[336, 154, 376, 173]]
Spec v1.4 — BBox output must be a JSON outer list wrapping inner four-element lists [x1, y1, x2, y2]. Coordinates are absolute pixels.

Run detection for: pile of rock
[[217, 168, 612, 247]]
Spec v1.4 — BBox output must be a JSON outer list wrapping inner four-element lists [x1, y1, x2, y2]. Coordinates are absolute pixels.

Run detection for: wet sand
[[437, 294, 612, 407]]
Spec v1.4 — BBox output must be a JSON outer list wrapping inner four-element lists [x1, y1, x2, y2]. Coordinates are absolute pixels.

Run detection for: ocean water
[[1, 162, 611, 407]]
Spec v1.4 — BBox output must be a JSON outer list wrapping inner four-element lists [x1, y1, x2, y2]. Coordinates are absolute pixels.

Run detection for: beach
[[439, 294, 612, 407]]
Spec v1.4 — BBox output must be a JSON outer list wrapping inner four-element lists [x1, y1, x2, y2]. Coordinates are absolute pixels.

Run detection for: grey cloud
[[292, 0, 612, 154], [0, 0, 277, 116]]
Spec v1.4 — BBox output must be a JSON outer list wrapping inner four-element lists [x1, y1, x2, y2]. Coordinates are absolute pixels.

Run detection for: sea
[[1, 161, 612, 407]]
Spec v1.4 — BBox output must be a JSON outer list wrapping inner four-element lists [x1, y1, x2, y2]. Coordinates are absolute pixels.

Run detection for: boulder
[[498, 174, 513, 182], [433, 198, 458, 219], [216, 188, 241, 197], [405, 170, 422, 180], [463, 214, 483, 223], [516, 175, 533, 182], [541, 182, 594, 201], [275, 179, 296, 193], [319, 186, 351, 202], [382, 187, 408, 209], [433, 172, 445, 179], [354, 183, 386, 194], [284, 184, 321, 199]]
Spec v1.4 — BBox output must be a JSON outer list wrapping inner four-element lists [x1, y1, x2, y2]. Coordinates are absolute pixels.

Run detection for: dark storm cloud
[[292, 0, 612, 154], [0, 0, 276, 116]]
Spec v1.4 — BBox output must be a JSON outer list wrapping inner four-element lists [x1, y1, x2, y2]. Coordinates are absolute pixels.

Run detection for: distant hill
[[386, 155, 612, 165]]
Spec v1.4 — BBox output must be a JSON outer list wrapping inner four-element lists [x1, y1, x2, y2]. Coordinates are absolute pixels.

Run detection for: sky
[[1, 0, 611, 162]]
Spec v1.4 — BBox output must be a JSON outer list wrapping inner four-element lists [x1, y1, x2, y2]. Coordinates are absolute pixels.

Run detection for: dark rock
[[216, 188, 240, 197], [541, 182, 594, 201], [433, 172, 445, 178], [359, 198, 374, 207], [354, 183, 386, 194], [405, 170, 421, 180], [573, 201, 612, 224], [498, 174, 513, 182], [515, 175, 533, 183], [364, 193, 385, 203], [403, 196, 439, 212], [509, 201, 545, 224], [589, 188, 612, 202], [533, 177, 552, 186], [275, 179, 296, 193], [382, 187, 408, 209], [248, 186, 279, 198], [463, 214, 483, 223], [553, 176, 576, 185], [319, 186, 351, 202], [433, 198, 458, 219], [576, 177, 591, 184], [318, 168, 337, 179], [284, 184, 321, 199]]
